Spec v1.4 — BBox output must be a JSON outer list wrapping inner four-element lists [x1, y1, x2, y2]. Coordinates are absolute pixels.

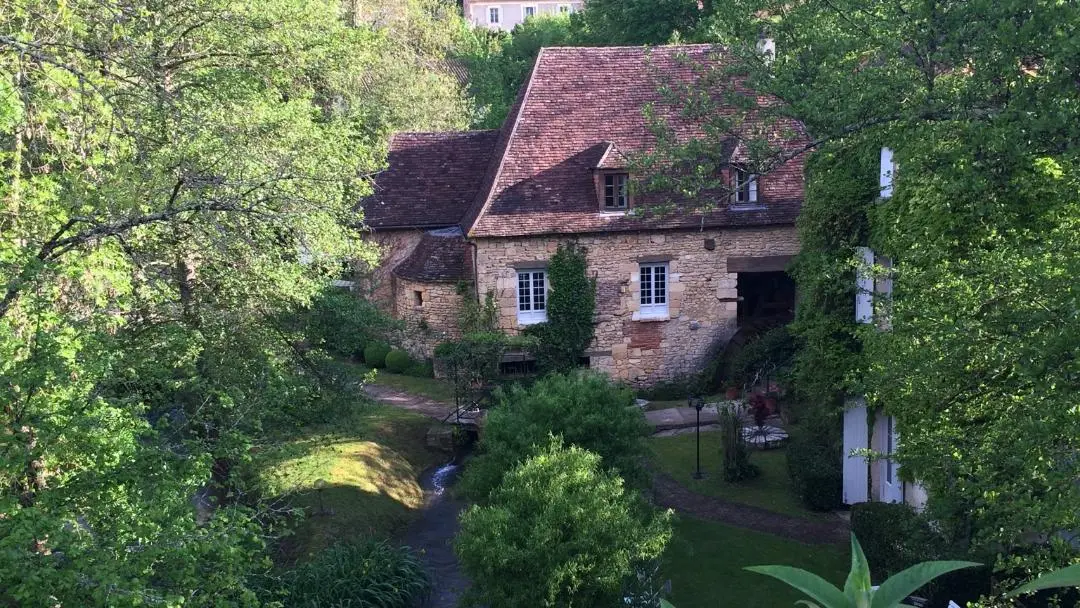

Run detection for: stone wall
[[393, 277, 463, 358], [472, 226, 800, 385], [359, 229, 461, 359]]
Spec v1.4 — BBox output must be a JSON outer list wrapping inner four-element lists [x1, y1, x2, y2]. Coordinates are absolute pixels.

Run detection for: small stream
[[404, 451, 470, 608]]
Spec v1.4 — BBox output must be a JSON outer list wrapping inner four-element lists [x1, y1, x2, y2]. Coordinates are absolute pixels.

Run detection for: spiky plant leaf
[[844, 534, 873, 607], [870, 561, 981, 608], [1004, 563, 1080, 598], [745, 565, 850, 608]]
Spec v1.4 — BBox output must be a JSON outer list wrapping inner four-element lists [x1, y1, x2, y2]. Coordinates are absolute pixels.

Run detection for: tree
[[458, 370, 648, 502], [654, 0, 1080, 579], [456, 440, 672, 608], [0, 0, 468, 603]]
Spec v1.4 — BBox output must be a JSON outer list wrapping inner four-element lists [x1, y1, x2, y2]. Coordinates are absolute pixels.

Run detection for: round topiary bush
[[363, 342, 391, 368], [385, 349, 412, 374]]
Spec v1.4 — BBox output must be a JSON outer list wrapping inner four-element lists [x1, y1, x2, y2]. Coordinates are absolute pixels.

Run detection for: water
[[428, 462, 461, 496]]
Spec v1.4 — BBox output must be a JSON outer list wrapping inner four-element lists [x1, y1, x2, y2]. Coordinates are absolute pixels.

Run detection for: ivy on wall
[[526, 243, 596, 372], [787, 140, 877, 408]]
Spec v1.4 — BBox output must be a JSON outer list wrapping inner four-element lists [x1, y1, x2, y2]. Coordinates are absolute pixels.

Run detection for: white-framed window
[[523, 4, 537, 18], [488, 6, 501, 24], [603, 173, 629, 210], [732, 165, 759, 205], [639, 263, 668, 319], [516, 269, 547, 324], [558, 3, 571, 13]]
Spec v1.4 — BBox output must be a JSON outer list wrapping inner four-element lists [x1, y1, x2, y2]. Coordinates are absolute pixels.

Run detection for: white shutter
[[749, 174, 759, 203], [855, 246, 874, 323], [882, 416, 903, 503], [843, 401, 869, 504], [879, 147, 894, 199]]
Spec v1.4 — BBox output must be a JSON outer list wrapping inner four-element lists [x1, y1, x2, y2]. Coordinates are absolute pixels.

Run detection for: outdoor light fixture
[[688, 395, 706, 479]]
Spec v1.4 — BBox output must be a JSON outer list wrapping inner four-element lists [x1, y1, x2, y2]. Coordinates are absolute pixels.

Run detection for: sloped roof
[[362, 130, 499, 229], [393, 227, 471, 282], [464, 45, 809, 237], [365, 45, 809, 237]]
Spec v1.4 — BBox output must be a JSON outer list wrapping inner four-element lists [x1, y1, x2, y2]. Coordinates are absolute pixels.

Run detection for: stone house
[[358, 45, 809, 385]]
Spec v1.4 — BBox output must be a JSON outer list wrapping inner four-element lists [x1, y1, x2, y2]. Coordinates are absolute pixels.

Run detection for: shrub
[[384, 349, 412, 373], [786, 432, 842, 511], [458, 370, 648, 502], [362, 342, 391, 368], [404, 360, 434, 378], [851, 502, 992, 603], [456, 441, 672, 608], [729, 325, 797, 388], [525, 243, 596, 372], [305, 288, 391, 358], [719, 408, 759, 482], [281, 540, 429, 607]]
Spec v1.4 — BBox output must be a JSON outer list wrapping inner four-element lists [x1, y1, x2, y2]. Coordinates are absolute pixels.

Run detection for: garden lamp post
[[688, 395, 705, 479]]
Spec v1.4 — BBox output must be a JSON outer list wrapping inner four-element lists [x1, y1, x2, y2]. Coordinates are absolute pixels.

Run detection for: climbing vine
[[786, 140, 876, 408], [526, 242, 596, 372]]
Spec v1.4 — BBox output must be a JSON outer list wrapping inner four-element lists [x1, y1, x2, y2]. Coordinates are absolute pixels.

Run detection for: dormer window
[[603, 173, 629, 210], [732, 166, 759, 205]]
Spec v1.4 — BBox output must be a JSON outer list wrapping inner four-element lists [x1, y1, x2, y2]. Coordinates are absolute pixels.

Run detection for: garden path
[[363, 383, 454, 420], [651, 471, 849, 545]]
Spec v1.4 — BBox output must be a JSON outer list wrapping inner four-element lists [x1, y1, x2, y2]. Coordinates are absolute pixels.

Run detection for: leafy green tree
[[0, 0, 469, 603], [456, 440, 672, 608], [575, 0, 708, 45], [458, 370, 648, 501], [653, 0, 1080, 578]]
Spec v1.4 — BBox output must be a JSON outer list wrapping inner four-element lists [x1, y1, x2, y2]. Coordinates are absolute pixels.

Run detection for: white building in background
[[842, 147, 929, 511], [463, 0, 584, 30]]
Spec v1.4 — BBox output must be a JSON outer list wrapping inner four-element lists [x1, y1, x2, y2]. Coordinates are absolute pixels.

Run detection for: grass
[[650, 432, 831, 520], [251, 403, 447, 564], [663, 517, 849, 608], [354, 363, 455, 403]]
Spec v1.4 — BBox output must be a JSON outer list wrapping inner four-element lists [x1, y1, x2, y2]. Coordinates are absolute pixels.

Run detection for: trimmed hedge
[[385, 349, 412, 373], [363, 342, 391, 368]]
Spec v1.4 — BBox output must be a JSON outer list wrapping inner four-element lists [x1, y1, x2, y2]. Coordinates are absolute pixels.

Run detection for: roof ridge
[[462, 47, 548, 237], [539, 43, 719, 51]]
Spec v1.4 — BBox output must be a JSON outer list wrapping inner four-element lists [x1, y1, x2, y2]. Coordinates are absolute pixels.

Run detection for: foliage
[[363, 342, 392, 368], [404, 360, 435, 378], [574, 0, 708, 45], [728, 325, 797, 390], [306, 288, 395, 359], [435, 331, 514, 407], [456, 440, 672, 608], [277, 540, 429, 607], [850, 503, 946, 582], [0, 0, 469, 602], [691, 0, 1080, 576], [786, 413, 843, 512], [457, 285, 500, 334], [384, 349, 413, 373], [525, 242, 596, 373], [745, 534, 981, 608], [459, 370, 648, 502], [785, 142, 876, 406], [718, 409, 759, 482], [638, 375, 708, 401], [456, 15, 578, 128]]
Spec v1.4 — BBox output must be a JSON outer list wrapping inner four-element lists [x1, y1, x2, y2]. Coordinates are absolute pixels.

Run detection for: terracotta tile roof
[[464, 44, 810, 238], [393, 228, 471, 282], [361, 130, 499, 229]]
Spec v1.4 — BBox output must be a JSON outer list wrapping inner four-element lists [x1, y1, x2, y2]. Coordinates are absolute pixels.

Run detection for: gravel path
[[362, 384, 453, 421], [651, 470, 849, 545]]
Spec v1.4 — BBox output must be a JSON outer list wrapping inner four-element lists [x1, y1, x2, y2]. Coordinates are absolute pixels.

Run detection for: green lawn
[[650, 432, 829, 520], [354, 363, 456, 403], [664, 517, 849, 608], [251, 403, 447, 564]]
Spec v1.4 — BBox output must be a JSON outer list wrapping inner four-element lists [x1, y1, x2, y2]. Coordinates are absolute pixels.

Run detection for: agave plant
[[744, 534, 980, 608], [1005, 563, 1080, 598]]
